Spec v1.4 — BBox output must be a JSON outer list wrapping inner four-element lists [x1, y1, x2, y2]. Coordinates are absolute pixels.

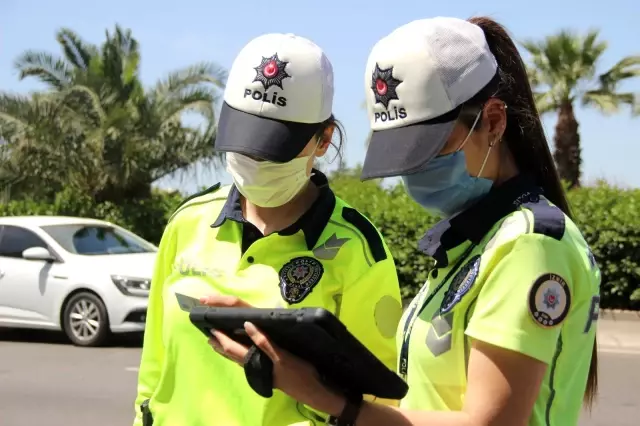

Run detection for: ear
[[482, 98, 508, 141], [315, 125, 334, 157]]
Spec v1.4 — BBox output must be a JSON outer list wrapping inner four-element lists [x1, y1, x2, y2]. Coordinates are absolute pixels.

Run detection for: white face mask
[[226, 152, 314, 208]]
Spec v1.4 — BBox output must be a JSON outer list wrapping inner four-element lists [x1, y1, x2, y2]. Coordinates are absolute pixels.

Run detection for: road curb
[[401, 302, 640, 321], [598, 346, 640, 355], [601, 310, 640, 322]]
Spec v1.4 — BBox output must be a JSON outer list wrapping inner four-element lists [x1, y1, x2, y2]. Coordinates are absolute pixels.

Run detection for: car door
[[0, 225, 67, 326]]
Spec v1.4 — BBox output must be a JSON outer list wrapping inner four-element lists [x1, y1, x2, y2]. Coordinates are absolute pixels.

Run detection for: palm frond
[[521, 28, 612, 105], [580, 30, 607, 68], [108, 25, 139, 58], [520, 39, 543, 57], [582, 90, 636, 115], [533, 90, 561, 115], [0, 92, 63, 138], [56, 28, 96, 70], [160, 87, 217, 122], [4, 24, 230, 203], [0, 95, 31, 136], [155, 62, 228, 94], [599, 55, 640, 89], [14, 51, 73, 89], [58, 84, 108, 126]]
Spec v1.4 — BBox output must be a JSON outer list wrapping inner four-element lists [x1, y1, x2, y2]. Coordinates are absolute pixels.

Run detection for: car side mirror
[[22, 247, 55, 262]]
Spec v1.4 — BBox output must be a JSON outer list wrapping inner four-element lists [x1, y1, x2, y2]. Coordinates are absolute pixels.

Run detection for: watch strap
[[243, 345, 274, 398], [328, 393, 363, 426]]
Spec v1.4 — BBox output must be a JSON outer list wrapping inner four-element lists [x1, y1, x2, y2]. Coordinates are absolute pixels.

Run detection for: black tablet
[[188, 304, 408, 400]]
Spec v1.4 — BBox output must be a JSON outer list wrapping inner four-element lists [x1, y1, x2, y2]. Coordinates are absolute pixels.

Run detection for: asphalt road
[[0, 329, 638, 426]]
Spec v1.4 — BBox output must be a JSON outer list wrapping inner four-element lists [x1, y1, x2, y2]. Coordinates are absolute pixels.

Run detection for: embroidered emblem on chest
[[278, 256, 324, 304], [440, 255, 481, 314]]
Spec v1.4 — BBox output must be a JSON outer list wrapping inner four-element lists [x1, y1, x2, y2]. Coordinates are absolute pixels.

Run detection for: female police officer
[[132, 33, 403, 426], [211, 17, 601, 426]]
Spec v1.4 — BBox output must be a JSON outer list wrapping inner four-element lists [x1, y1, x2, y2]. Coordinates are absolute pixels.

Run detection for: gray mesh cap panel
[[361, 17, 498, 180]]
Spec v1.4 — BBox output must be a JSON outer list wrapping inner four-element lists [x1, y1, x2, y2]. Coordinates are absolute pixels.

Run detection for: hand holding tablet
[[175, 292, 408, 401]]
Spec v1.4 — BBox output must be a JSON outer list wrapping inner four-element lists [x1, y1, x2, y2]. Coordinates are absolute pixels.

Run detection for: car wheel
[[62, 292, 111, 347]]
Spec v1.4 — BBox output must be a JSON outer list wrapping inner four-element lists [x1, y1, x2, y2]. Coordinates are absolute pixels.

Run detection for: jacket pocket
[[141, 399, 154, 426]]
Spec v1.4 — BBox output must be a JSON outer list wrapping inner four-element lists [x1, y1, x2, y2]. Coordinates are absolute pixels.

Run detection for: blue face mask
[[401, 111, 495, 218]]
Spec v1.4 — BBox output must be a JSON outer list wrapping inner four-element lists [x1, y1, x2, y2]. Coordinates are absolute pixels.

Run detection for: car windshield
[[40, 224, 158, 255]]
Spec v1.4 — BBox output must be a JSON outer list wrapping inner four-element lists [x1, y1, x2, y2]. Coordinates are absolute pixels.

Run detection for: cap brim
[[215, 102, 323, 163], [361, 115, 458, 180]]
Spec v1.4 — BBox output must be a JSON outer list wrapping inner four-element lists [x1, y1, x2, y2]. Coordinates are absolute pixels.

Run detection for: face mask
[[226, 151, 314, 208], [401, 111, 494, 218]]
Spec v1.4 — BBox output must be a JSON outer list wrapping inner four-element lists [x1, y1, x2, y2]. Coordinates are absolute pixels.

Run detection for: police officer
[[212, 17, 601, 426], [132, 33, 403, 426]]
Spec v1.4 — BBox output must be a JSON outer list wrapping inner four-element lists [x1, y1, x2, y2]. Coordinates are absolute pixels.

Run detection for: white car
[[0, 216, 157, 346]]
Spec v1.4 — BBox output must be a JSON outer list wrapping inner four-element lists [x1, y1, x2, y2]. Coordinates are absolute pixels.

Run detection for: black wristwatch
[[327, 394, 364, 426]]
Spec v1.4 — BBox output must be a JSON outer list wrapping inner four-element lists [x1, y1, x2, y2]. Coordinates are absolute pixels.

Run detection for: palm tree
[[0, 92, 93, 200], [522, 30, 640, 188], [0, 25, 227, 203]]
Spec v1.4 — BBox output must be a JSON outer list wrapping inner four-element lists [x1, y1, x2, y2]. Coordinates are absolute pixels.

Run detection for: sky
[[1, 0, 638, 194]]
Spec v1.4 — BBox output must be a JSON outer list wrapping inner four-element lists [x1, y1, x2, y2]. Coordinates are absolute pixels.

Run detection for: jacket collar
[[211, 169, 336, 250], [419, 174, 542, 266]]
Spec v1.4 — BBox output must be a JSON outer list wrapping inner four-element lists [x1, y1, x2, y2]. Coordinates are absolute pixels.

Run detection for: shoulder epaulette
[[522, 199, 566, 241], [341, 207, 387, 263], [169, 183, 222, 223]]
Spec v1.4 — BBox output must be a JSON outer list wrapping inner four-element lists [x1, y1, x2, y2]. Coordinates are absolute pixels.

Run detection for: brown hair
[[461, 16, 598, 407]]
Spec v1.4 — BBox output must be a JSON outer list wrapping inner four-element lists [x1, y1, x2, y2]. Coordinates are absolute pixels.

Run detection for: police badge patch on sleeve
[[528, 273, 571, 327], [279, 257, 324, 304]]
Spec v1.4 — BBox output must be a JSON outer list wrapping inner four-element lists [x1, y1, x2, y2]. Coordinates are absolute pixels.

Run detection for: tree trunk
[[553, 101, 582, 189]]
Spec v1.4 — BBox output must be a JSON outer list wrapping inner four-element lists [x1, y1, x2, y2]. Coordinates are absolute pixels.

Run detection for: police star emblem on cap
[[253, 53, 291, 91], [371, 63, 402, 108]]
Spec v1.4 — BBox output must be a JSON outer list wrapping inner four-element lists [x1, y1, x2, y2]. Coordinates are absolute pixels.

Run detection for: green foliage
[[0, 25, 226, 204], [0, 188, 182, 246], [330, 168, 438, 300], [523, 30, 640, 116], [3, 171, 639, 309], [331, 170, 640, 309], [568, 182, 640, 309], [522, 30, 640, 188]]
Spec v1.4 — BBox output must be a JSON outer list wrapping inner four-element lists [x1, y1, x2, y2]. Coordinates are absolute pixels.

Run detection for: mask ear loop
[[480, 102, 508, 179], [307, 138, 322, 177], [311, 139, 321, 157], [456, 109, 483, 152], [317, 132, 340, 166], [477, 138, 496, 178], [459, 103, 508, 178]]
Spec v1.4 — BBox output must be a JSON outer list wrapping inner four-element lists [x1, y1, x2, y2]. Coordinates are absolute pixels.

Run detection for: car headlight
[[111, 275, 151, 297]]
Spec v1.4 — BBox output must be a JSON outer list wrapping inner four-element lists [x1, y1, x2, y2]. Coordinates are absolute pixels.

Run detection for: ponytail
[[462, 16, 598, 408]]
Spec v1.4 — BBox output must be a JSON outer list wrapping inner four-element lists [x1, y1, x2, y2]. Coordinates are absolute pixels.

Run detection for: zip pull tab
[[141, 399, 153, 426]]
